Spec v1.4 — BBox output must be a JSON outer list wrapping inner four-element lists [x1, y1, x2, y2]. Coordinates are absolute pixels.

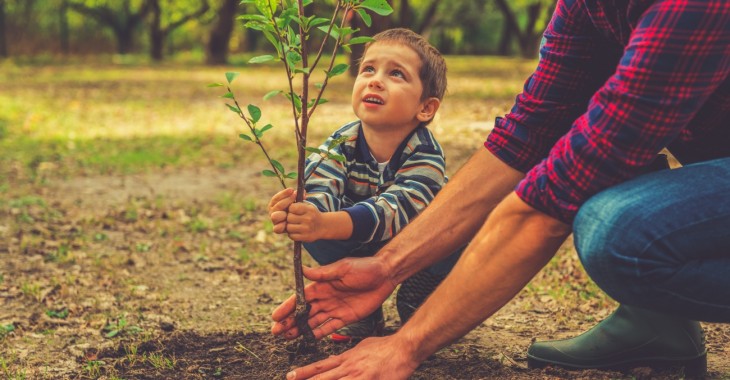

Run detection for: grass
[[0, 55, 536, 183]]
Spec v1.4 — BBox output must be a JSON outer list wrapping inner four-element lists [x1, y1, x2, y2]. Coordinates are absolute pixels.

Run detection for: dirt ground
[[1, 165, 728, 379]]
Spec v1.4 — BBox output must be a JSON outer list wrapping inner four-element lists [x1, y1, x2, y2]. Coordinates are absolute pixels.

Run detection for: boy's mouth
[[363, 95, 384, 105]]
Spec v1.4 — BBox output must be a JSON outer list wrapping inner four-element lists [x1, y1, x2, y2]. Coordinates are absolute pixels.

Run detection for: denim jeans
[[304, 239, 462, 277], [574, 157, 730, 323]]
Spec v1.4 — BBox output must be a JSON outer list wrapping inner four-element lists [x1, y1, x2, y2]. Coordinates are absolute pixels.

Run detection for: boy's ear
[[416, 97, 440, 123]]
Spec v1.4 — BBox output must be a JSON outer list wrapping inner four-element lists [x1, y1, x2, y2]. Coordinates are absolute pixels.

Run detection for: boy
[[268, 28, 460, 342]]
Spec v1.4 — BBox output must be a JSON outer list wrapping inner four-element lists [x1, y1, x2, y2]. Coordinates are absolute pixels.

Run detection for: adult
[[271, 0, 730, 378]]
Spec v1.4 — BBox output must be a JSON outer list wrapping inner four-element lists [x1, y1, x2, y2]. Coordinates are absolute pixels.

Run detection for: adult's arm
[[272, 148, 524, 338], [285, 192, 571, 380]]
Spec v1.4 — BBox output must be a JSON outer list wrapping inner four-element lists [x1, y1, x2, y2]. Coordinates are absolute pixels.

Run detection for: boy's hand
[[268, 188, 296, 234], [285, 202, 325, 242]]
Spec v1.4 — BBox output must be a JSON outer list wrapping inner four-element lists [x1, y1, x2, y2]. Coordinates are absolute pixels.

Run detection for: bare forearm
[[318, 211, 354, 240], [396, 193, 572, 363], [377, 148, 524, 284]]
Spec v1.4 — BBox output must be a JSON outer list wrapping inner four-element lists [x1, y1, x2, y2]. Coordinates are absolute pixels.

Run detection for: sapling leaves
[[249, 55, 275, 64], [227, 104, 241, 113], [327, 63, 349, 78], [264, 90, 282, 100], [225, 72, 239, 84], [356, 8, 372, 27], [262, 170, 277, 177], [348, 36, 374, 46], [208, 82, 224, 87], [247, 105, 262, 123], [359, 0, 393, 16], [239, 134, 253, 142], [222, 92, 234, 99]]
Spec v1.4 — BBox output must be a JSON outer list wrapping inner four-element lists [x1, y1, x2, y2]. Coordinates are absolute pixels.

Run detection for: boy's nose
[[368, 77, 384, 90]]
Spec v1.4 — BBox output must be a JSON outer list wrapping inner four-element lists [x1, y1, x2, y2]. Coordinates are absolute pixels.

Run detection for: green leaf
[[207, 83, 224, 87], [286, 172, 298, 179], [248, 104, 262, 123], [239, 134, 253, 142], [348, 36, 375, 45], [356, 8, 372, 27], [328, 136, 349, 149], [225, 72, 239, 84], [260, 124, 274, 134], [308, 98, 328, 108], [304, 147, 321, 154], [262, 170, 278, 177], [341, 44, 352, 54], [314, 82, 324, 89], [226, 104, 241, 113], [327, 63, 349, 78], [287, 92, 303, 114], [286, 51, 302, 69], [105, 330, 119, 338], [263, 90, 282, 101], [249, 55, 275, 64], [329, 154, 346, 162], [222, 92, 234, 99], [358, 0, 393, 16], [317, 25, 339, 40], [293, 67, 311, 74], [255, 0, 277, 19], [271, 160, 285, 173], [309, 17, 330, 29]]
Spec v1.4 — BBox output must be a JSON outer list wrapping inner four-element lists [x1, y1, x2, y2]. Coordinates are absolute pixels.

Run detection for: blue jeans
[[574, 157, 730, 323], [304, 239, 462, 277]]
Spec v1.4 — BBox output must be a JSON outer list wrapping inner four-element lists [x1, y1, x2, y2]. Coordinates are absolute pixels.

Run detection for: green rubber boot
[[527, 305, 707, 376]]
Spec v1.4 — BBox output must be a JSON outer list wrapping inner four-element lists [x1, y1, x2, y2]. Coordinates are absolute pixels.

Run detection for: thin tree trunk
[[206, 0, 237, 65], [0, 0, 6, 57], [59, 0, 70, 54], [149, 0, 164, 60]]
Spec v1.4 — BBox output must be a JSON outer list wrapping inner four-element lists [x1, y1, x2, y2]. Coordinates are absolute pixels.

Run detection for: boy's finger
[[268, 188, 295, 212]]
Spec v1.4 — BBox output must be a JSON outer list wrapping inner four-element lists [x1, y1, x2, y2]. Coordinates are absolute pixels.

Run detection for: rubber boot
[[527, 305, 707, 376]]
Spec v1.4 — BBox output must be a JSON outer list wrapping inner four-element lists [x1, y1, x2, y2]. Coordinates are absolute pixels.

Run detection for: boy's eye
[[361, 65, 375, 74], [391, 69, 405, 79]]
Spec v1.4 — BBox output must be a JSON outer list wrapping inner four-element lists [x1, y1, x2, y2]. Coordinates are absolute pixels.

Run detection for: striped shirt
[[304, 121, 446, 243], [486, 0, 730, 223]]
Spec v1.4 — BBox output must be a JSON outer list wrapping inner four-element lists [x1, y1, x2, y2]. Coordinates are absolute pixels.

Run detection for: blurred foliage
[[0, 0, 555, 60]]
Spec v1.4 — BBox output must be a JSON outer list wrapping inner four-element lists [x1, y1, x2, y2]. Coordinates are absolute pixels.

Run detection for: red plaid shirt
[[486, 0, 730, 223]]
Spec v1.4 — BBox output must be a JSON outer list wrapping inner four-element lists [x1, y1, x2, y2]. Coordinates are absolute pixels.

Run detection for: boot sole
[[527, 353, 707, 377]]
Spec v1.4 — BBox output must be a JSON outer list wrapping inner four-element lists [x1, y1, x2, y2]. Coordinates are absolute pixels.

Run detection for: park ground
[[0, 56, 728, 379]]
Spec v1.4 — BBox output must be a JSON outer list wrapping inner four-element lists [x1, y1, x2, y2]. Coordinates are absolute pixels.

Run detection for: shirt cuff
[[342, 204, 376, 242]]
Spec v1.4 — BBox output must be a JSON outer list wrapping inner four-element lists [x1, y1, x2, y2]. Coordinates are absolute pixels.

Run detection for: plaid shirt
[[486, 0, 730, 223], [305, 121, 446, 243]]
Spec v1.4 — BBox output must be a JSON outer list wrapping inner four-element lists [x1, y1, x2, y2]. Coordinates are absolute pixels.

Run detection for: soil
[[1, 165, 728, 379]]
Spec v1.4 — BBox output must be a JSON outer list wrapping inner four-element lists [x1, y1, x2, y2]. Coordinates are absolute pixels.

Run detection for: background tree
[[206, 0, 238, 65], [67, 0, 151, 55], [494, 0, 554, 57], [148, 0, 210, 61], [0, 0, 7, 57]]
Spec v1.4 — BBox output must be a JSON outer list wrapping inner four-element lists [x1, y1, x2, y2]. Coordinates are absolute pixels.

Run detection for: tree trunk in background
[[0, 0, 6, 57], [206, 0, 237, 65], [149, 0, 164, 60], [59, 0, 70, 54], [68, 1, 151, 55], [494, 0, 518, 56], [148, 0, 210, 61]]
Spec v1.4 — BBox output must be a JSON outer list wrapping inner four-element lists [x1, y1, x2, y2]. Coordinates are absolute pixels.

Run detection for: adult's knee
[[573, 190, 647, 299]]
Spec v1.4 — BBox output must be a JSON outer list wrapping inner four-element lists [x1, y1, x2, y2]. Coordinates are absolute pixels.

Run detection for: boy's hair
[[364, 28, 447, 101]]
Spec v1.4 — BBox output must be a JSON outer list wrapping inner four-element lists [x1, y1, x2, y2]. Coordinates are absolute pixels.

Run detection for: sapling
[[210, 0, 392, 345]]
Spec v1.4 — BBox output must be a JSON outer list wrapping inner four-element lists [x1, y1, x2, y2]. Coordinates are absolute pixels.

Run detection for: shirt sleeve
[[486, 0, 621, 173], [493, 0, 730, 223], [303, 135, 348, 213], [346, 145, 446, 243]]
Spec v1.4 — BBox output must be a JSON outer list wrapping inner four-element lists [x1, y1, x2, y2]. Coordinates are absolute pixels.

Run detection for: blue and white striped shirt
[[305, 120, 447, 243]]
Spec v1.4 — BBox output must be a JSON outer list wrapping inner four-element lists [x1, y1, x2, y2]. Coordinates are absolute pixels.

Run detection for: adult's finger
[[286, 354, 342, 380], [272, 293, 297, 322]]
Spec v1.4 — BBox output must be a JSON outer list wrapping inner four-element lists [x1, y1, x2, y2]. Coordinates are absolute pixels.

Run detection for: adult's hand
[[272, 256, 397, 340], [285, 335, 419, 380]]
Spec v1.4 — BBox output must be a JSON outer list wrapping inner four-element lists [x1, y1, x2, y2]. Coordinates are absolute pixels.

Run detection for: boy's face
[[352, 42, 438, 133]]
